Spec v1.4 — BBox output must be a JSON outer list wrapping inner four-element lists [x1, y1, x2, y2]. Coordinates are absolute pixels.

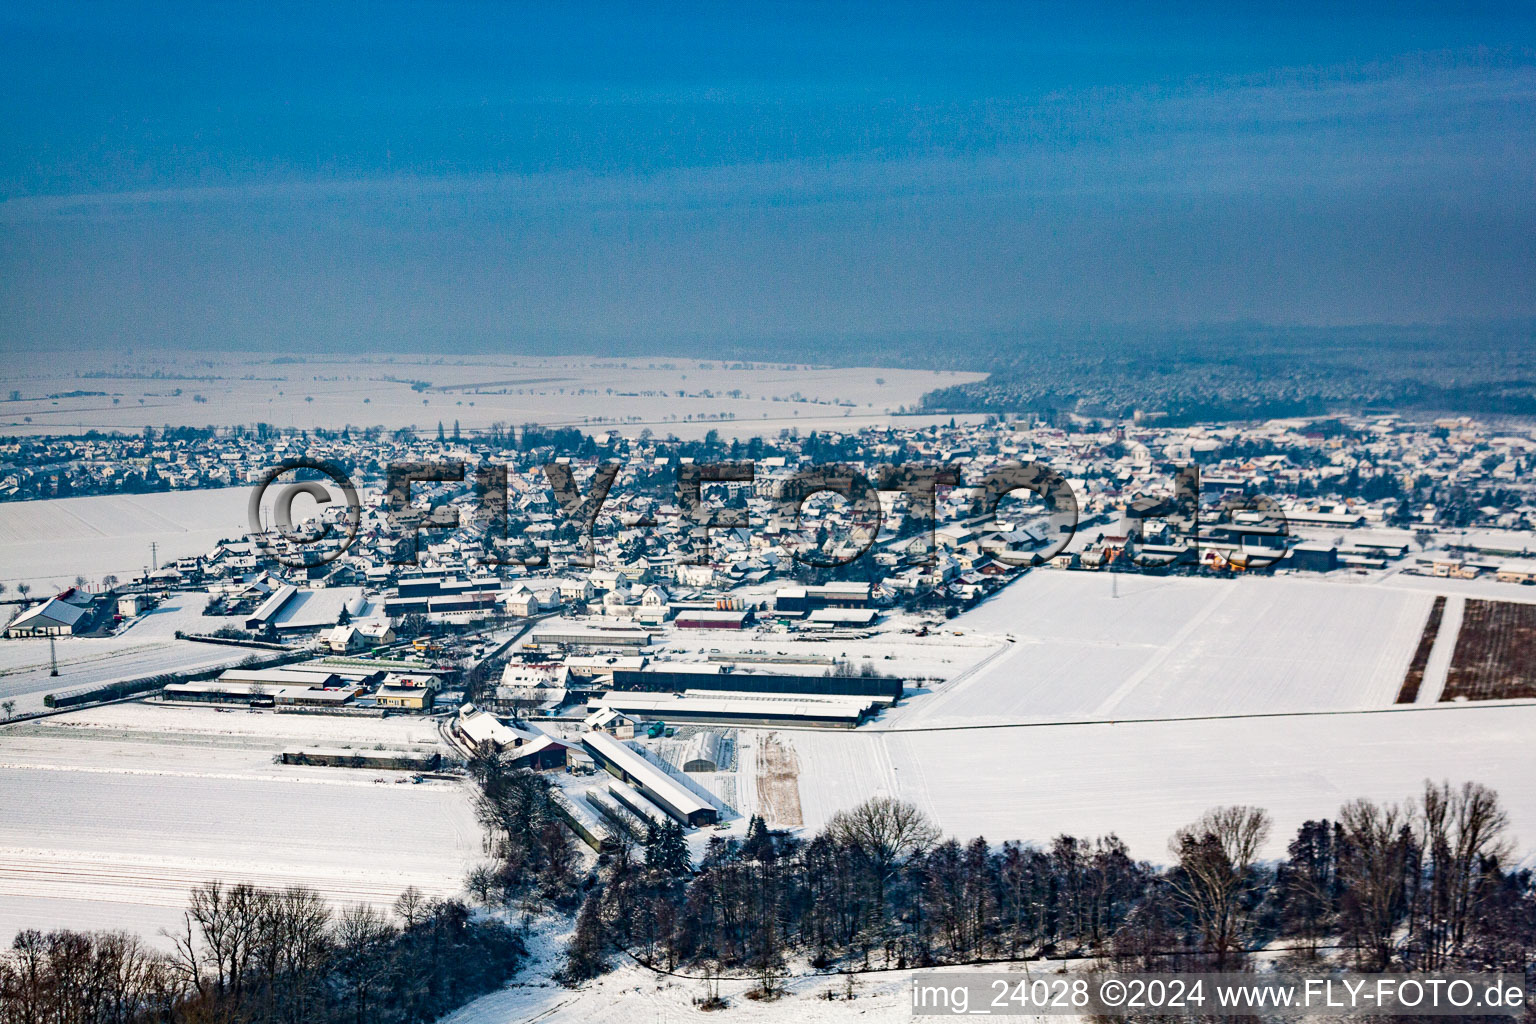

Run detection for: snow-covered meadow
[[0, 352, 981, 441], [0, 701, 483, 946], [0, 486, 249, 589], [758, 702, 1536, 864], [893, 571, 1433, 726], [711, 572, 1536, 867]]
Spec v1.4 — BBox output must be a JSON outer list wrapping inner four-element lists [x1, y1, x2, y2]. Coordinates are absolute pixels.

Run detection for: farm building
[[498, 661, 570, 705], [806, 607, 880, 628], [384, 573, 504, 621], [245, 585, 371, 632], [280, 748, 441, 771], [530, 626, 651, 648], [673, 609, 753, 629], [611, 665, 902, 700], [163, 675, 366, 708], [589, 690, 881, 729], [116, 593, 153, 617], [1495, 559, 1536, 584], [216, 667, 345, 688], [4, 595, 90, 637], [773, 582, 872, 614], [681, 731, 724, 772], [565, 654, 648, 686], [454, 703, 520, 749], [580, 731, 718, 826], [325, 619, 395, 652], [585, 786, 645, 840], [1282, 510, 1367, 528], [452, 704, 570, 768], [584, 707, 638, 738], [1285, 543, 1339, 573], [606, 780, 674, 829]]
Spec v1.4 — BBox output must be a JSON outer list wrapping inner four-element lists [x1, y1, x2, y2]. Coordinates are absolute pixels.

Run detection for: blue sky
[[1, 2, 1533, 352]]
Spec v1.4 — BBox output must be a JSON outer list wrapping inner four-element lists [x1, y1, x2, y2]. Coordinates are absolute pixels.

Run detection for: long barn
[[580, 731, 718, 827]]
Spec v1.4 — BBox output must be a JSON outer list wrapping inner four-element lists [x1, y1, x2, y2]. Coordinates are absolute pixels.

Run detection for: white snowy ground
[[891, 572, 1433, 726], [0, 593, 257, 714], [0, 701, 484, 945], [440, 914, 1007, 1024], [599, 571, 1536, 866], [1, 353, 983, 441], [711, 572, 1536, 862], [0, 487, 250, 589], [751, 702, 1536, 863]]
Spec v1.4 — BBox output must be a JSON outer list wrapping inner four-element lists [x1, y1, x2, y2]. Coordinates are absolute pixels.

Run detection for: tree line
[[7, 774, 1532, 1018], [561, 781, 1535, 998], [0, 882, 520, 1024]]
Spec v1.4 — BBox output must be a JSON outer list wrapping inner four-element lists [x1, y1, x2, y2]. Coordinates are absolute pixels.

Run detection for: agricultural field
[[1395, 595, 1447, 702], [0, 701, 482, 946], [765, 703, 1536, 864], [1442, 598, 1536, 701], [0, 352, 981, 441], [0, 486, 249, 589], [702, 572, 1536, 867], [888, 572, 1432, 727]]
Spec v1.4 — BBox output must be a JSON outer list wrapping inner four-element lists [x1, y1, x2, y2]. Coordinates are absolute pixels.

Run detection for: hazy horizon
[[3, 2, 1535, 355]]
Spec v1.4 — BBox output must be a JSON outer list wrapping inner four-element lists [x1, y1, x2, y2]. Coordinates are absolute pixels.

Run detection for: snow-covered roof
[[8, 597, 89, 631]]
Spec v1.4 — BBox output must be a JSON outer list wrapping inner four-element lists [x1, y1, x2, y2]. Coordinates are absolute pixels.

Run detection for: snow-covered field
[[0, 700, 482, 945], [694, 573, 1536, 863], [0, 352, 981, 441], [3, 555, 1534, 1024], [0, 593, 254, 714], [756, 702, 1536, 863], [895, 572, 1433, 727], [0, 487, 249, 588], [440, 917, 933, 1024]]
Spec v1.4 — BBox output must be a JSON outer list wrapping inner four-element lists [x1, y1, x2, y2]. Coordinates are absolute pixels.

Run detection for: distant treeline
[[909, 321, 1536, 422]]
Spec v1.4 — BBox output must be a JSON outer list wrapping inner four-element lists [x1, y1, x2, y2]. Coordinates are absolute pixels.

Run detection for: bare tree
[[393, 885, 426, 928], [0, 928, 177, 1023], [827, 796, 939, 908], [1414, 780, 1512, 966], [1166, 805, 1271, 968], [465, 863, 500, 907], [176, 880, 272, 1000], [333, 903, 394, 1024], [1337, 797, 1413, 969]]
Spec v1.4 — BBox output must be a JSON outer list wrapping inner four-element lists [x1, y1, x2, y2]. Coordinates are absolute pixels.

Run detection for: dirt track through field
[[1396, 595, 1447, 703], [754, 732, 803, 827]]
